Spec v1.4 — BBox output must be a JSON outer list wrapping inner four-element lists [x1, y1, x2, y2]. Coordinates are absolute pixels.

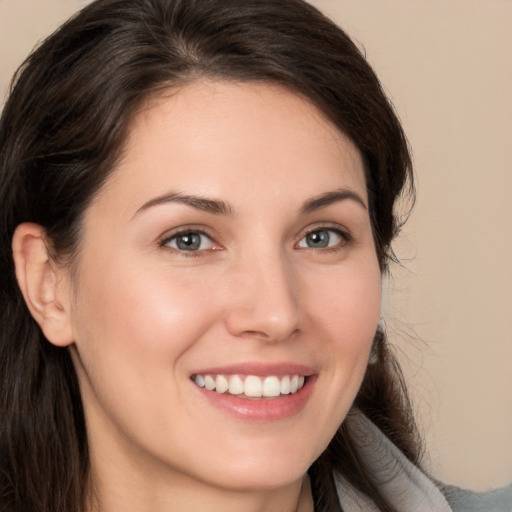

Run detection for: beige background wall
[[1, 0, 510, 491]]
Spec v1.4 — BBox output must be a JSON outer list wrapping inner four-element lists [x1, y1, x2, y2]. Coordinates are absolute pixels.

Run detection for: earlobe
[[12, 223, 74, 347]]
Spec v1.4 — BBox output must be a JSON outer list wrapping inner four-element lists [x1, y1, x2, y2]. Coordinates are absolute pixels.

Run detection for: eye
[[297, 228, 347, 249], [161, 230, 216, 252]]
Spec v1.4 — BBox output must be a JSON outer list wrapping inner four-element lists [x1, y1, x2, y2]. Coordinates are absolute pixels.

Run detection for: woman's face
[[66, 80, 381, 492]]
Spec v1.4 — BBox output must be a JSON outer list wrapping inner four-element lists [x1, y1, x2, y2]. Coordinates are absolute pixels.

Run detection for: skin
[[15, 80, 382, 512]]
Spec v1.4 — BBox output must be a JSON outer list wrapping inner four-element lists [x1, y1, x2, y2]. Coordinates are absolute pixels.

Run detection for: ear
[[12, 223, 74, 347]]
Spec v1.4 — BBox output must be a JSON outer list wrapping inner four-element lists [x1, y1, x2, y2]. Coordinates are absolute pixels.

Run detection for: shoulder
[[438, 482, 512, 512], [335, 412, 511, 512]]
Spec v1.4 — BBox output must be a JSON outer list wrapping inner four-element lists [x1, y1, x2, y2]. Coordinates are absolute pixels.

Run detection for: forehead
[[97, 79, 367, 213]]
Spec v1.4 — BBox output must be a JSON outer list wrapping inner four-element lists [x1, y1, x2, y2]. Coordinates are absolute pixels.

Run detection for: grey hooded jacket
[[332, 412, 511, 512]]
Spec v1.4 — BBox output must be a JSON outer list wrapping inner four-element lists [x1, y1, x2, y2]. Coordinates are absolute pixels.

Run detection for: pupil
[[177, 233, 201, 250], [307, 230, 329, 248]]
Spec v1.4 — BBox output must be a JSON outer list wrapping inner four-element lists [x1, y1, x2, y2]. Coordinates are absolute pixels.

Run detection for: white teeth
[[193, 373, 307, 397], [244, 376, 263, 397], [204, 375, 215, 391], [263, 376, 281, 397], [228, 375, 244, 395], [215, 375, 229, 393], [290, 375, 299, 393], [280, 375, 291, 395]]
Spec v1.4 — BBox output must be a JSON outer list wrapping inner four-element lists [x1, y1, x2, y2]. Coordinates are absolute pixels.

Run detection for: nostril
[[238, 327, 300, 343], [223, 300, 300, 342]]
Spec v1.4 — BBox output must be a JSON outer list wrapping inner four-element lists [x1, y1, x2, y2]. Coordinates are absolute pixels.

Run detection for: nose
[[223, 251, 301, 343]]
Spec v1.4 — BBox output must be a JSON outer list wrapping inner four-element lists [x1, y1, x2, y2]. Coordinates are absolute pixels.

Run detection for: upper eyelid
[[299, 222, 351, 239], [295, 225, 353, 251], [158, 225, 216, 246]]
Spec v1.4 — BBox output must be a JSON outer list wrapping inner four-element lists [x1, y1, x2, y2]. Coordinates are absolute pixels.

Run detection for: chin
[[188, 438, 321, 492], [208, 462, 308, 493]]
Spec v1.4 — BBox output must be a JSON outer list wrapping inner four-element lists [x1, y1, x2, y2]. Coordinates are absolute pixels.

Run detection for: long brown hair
[[0, 1, 418, 510]]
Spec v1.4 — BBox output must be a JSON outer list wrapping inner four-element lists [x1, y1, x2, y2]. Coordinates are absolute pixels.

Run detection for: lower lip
[[194, 376, 316, 421]]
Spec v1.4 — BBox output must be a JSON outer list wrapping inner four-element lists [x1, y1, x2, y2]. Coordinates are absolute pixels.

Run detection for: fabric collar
[[334, 412, 453, 512]]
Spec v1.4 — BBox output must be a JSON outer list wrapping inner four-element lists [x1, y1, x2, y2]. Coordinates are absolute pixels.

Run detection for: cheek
[[69, 258, 223, 405], [75, 260, 217, 344], [334, 274, 381, 374], [68, 259, 227, 453], [305, 257, 381, 341], [304, 260, 381, 395]]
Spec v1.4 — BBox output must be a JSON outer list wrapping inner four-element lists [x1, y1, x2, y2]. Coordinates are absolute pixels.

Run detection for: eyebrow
[[133, 192, 234, 218], [132, 187, 366, 219], [300, 188, 367, 214]]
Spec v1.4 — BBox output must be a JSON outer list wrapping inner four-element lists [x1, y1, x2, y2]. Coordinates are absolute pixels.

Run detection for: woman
[[0, 0, 509, 511]]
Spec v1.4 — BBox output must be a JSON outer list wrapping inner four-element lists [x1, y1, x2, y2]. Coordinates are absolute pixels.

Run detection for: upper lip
[[190, 362, 317, 378]]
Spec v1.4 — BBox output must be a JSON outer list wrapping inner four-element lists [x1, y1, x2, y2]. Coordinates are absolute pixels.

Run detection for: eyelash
[[158, 224, 351, 257], [159, 227, 219, 257], [296, 225, 351, 252]]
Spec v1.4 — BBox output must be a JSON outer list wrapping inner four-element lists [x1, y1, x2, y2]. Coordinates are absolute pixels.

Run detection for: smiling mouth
[[192, 374, 306, 398]]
